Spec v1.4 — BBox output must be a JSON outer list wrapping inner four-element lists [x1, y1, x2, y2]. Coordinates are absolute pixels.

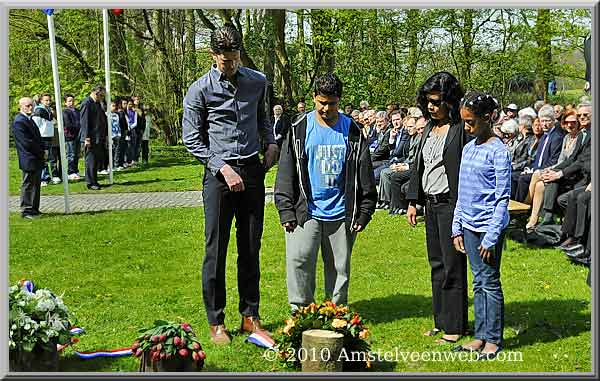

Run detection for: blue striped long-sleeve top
[[452, 137, 512, 249]]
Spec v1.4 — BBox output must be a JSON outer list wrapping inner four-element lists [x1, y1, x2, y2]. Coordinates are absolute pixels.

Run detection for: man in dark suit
[[12, 97, 45, 219], [79, 84, 107, 190], [513, 104, 565, 202]]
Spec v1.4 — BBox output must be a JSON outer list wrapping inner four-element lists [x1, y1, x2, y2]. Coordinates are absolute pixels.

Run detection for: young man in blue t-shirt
[[275, 73, 377, 311]]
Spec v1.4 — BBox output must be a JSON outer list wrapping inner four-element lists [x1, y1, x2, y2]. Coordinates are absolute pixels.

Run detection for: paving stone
[[9, 189, 275, 214]]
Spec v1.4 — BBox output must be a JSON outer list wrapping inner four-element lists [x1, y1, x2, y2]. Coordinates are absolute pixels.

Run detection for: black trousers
[[424, 200, 468, 334], [202, 159, 266, 325], [85, 143, 104, 186], [514, 173, 533, 202], [141, 140, 149, 163], [389, 169, 413, 210], [20, 169, 42, 216], [561, 186, 590, 239]]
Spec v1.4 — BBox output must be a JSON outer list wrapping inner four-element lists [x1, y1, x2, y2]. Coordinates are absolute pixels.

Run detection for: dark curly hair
[[460, 91, 500, 123], [416, 71, 464, 124], [314, 72, 343, 98], [210, 23, 242, 53]]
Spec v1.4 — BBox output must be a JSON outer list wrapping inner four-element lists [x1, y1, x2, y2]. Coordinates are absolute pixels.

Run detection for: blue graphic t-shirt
[[305, 111, 350, 221]]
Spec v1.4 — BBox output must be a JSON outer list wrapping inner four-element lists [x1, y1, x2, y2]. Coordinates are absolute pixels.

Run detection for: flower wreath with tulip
[[276, 300, 371, 369], [131, 320, 206, 366]]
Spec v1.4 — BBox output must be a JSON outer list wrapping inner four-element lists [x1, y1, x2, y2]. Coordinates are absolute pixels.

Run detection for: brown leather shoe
[[240, 316, 272, 336], [209, 324, 232, 345]]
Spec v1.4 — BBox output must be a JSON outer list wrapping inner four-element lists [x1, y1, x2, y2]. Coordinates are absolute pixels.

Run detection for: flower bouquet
[[9, 280, 78, 371], [276, 300, 371, 370], [133, 320, 206, 372]]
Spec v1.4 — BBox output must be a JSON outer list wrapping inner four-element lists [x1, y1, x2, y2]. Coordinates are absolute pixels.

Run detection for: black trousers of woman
[[389, 169, 413, 210], [424, 199, 468, 335]]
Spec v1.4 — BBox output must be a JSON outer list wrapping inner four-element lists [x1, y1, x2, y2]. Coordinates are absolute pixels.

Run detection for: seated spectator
[[501, 119, 519, 156], [554, 104, 564, 129], [344, 103, 353, 117], [518, 106, 537, 122], [365, 109, 378, 149], [351, 110, 361, 124], [359, 100, 369, 112], [513, 105, 565, 202], [377, 115, 416, 208], [536, 102, 591, 224], [387, 116, 426, 215], [370, 111, 391, 156], [510, 117, 543, 199], [534, 100, 546, 113], [559, 183, 591, 266], [524, 110, 581, 231], [504, 103, 518, 119], [372, 110, 408, 183], [408, 106, 423, 118]]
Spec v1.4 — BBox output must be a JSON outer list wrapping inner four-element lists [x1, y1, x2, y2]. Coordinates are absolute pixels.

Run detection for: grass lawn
[[9, 145, 278, 196], [8, 206, 591, 373]]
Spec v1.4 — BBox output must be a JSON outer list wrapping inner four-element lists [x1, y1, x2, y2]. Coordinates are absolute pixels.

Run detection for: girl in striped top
[[451, 91, 512, 360]]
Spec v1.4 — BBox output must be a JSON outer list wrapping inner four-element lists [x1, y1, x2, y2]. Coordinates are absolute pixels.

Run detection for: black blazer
[[554, 129, 591, 186], [274, 114, 290, 146], [406, 120, 469, 206], [12, 113, 44, 172], [79, 96, 107, 144]]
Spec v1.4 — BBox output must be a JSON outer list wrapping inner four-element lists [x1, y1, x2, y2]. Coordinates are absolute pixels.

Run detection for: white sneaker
[[41, 181, 48, 187], [114, 166, 123, 172], [68, 174, 77, 181], [51, 177, 62, 184], [99, 170, 109, 175]]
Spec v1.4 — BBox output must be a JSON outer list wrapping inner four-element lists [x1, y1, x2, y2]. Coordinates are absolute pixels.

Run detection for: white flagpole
[[103, 9, 114, 184], [46, 12, 70, 214]]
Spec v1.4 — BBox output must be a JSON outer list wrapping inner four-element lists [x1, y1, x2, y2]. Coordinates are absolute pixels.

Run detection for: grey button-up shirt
[[182, 64, 275, 175]]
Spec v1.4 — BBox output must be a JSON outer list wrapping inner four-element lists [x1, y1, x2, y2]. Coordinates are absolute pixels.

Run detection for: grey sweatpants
[[285, 218, 356, 310]]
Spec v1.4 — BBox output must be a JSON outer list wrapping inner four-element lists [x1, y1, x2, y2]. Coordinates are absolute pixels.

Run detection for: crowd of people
[[270, 89, 593, 269], [12, 87, 155, 217], [13, 24, 592, 360], [268, 72, 592, 359]]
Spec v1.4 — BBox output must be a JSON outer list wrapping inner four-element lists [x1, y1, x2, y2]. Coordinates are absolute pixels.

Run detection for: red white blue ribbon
[[72, 348, 133, 359], [57, 327, 133, 358], [245, 331, 276, 350]]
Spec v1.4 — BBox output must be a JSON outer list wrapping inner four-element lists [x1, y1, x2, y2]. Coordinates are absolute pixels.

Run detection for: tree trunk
[[406, 9, 420, 101], [263, 10, 276, 113], [535, 8, 553, 101], [109, 12, 130, 94], [460, 9, 474, 88], [185, 9, 196, 86], [272, 10, 294, 109]]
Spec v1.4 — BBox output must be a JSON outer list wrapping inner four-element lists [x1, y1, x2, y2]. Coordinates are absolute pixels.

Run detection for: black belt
[[426, 192, 450, 204], [223, 154, 261, 166]]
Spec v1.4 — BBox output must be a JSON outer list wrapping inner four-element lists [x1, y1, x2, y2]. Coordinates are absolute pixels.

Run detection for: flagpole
[[103, 9, 114, 185], [46, 11, 70, 214]]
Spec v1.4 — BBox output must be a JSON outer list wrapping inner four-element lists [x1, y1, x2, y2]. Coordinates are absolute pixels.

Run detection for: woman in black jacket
[[406, 71, 469, 344]]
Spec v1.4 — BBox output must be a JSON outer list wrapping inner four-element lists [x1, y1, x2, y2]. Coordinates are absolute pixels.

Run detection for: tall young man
[[182, 24, 278, 345]]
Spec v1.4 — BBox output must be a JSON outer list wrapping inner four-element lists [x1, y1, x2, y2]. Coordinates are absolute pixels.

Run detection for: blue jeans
[[66, 140, 80, 174], [41, 137, 59, 181], [464, 228, 505, 345]]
